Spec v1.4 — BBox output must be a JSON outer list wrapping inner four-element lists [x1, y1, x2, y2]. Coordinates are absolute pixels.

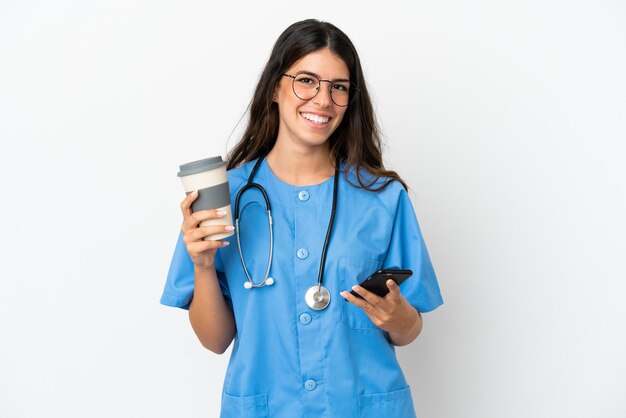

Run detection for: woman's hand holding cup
[[180, 190, 232, 271], [176, 156, 234, 271]]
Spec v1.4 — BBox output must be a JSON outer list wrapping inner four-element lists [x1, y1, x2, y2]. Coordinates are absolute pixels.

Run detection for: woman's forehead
[[287, 48, 350, 79]]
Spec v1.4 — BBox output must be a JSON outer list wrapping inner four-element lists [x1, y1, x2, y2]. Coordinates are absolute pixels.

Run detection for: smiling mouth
[[301, 112, 330, 125]]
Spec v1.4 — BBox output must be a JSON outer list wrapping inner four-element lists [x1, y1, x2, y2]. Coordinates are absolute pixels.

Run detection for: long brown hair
[[227, 19, 407, 191]]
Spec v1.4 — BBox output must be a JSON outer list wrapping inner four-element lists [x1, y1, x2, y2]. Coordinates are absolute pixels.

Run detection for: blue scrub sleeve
[[160, 231, 231, 310], [382, 190, 443, 313]]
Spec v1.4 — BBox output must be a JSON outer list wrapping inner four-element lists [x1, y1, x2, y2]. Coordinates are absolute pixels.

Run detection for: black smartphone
[[349, 268, 413, 299]]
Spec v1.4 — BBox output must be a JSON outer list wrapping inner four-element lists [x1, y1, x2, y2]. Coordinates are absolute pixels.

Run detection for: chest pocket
[[338, 256, 383, 331]]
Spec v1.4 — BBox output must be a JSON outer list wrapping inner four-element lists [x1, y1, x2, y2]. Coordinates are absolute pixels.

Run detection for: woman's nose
[[312, 82, 333, 107]]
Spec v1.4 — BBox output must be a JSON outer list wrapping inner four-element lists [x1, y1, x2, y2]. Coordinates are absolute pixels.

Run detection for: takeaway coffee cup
[[177, 156, 233, 240]]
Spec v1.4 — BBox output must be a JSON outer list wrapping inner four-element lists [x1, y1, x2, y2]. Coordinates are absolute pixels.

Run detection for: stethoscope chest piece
[[305, 285, 331, 310]]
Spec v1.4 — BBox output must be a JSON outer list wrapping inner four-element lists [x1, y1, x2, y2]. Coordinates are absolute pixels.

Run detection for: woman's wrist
[[388, 309, 422, 346], [194, 263, 216, 277]]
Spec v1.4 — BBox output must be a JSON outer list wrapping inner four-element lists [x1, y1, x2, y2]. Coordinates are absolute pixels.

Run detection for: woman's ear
[[272, 84, 279, 102]]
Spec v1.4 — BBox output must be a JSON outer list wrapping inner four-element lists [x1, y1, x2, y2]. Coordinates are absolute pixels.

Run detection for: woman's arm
[[179, 191, 236, 354], [188, 265, 236, 354]]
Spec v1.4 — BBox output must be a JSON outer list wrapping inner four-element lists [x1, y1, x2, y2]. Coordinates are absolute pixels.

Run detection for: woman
[[161, 19, 443, 418]]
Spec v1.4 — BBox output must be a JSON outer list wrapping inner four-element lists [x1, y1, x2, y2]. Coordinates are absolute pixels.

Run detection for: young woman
[[161, 19, 443, 418]]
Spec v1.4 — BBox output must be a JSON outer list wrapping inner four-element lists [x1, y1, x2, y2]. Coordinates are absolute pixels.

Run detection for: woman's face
[[274, 48, 350, 151]]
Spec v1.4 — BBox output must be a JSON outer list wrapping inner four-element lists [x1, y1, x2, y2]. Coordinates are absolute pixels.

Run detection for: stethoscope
[[234, 156, 339, 310]]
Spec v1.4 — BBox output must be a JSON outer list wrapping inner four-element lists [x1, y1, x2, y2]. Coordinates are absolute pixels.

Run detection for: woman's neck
[[266, 143, 335, 186]]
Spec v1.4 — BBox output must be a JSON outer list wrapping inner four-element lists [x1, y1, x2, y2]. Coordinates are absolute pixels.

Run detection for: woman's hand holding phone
[[340, 269, 422, 345]]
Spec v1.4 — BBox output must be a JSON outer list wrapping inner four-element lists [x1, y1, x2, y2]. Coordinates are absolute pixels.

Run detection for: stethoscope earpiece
[[243, 277, 274, 289]]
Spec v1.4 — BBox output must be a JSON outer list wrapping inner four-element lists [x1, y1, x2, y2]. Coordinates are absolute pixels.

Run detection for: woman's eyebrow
[[299, 70, 350, 82]]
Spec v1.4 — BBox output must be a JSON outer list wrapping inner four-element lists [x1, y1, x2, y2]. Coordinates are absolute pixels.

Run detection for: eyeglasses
[[282, 71, 358, 107]]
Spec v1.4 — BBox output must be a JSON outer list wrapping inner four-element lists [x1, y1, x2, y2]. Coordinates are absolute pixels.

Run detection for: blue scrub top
[[161, 158, 443, 418]]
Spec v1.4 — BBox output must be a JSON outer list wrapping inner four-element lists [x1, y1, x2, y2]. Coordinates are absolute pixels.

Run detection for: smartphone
[[349, 268, 413, 299]]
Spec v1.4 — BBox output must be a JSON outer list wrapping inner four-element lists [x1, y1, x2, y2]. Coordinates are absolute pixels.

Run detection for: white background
[[1, 1, 625, 417]]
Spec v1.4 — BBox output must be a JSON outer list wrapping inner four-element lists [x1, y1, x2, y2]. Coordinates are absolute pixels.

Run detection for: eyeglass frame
[[281, 71, 359, 107]]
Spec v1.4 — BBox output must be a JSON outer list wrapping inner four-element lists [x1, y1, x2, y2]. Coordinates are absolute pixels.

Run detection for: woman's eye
[[298, 77, 314, 84], [333, 83, 349, 92]]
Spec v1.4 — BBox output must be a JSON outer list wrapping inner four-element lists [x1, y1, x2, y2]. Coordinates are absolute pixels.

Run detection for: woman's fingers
[[178, 193, 231, 268], [347, 285, 387, 311], [384, 279, 403, 304], [186, 225, 234, 243], [340, 290, 382, 322], [340, 283, 412, 332], [185, 239, 228, 259], [343, 282, 404, 314], [181, 208, 227, 233], [180, 190, 198, 218], [191, 208, 227, 224]]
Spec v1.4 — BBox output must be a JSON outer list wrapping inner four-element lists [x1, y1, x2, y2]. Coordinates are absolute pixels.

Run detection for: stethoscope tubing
[[234, 157, 275, 288], [234, 156, 338, 291], [315, 167, 339, 291]]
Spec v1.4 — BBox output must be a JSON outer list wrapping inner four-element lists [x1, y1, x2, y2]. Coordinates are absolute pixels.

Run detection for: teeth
[[301, 112, 329, 124]]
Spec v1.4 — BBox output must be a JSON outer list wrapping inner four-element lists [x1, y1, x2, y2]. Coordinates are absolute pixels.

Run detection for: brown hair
[[226, 19, 407, 191]]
